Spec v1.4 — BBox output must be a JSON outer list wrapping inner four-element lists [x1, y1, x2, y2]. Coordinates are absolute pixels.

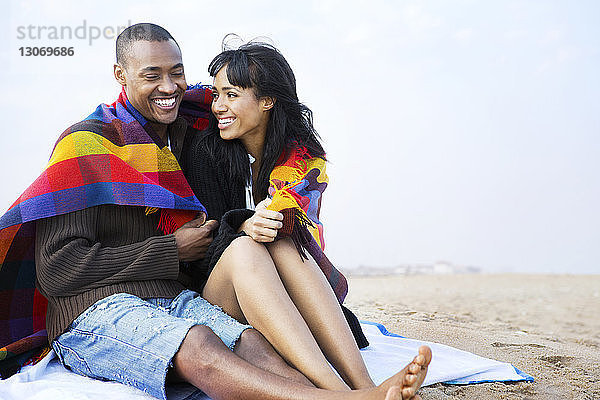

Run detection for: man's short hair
[[116, 23, 180, 66]]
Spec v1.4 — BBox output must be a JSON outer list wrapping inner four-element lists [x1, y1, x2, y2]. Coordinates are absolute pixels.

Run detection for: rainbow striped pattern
[[0, 88, 207, 378], [268, 147, 348, 302]]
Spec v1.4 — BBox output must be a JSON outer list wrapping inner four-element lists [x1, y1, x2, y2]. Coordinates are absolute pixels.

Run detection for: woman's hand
[[239, 198, 284, 242]]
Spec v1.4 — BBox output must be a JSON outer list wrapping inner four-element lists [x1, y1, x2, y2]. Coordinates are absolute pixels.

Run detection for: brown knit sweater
[[35, 119, 191, 344], [35, 205, 185, 343]]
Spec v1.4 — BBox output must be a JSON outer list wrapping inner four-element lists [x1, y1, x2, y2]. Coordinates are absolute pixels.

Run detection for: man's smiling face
[[115, 39, 186, 127]]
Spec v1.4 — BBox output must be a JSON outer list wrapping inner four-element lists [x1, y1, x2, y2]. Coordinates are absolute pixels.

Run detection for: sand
[[344, 274, 600, 400]]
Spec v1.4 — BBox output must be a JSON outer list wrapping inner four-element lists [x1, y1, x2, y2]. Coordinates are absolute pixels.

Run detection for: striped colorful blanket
[[269, 147, 327, 249], [268, 147, 348, 302], [0, 88, 208, 379]]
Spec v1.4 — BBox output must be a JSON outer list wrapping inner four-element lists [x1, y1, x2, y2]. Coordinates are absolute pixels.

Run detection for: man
[[0, 23, 429, 399]]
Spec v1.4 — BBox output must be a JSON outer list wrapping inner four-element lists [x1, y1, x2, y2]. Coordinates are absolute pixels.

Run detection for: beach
[[345, 274, 600, 399]]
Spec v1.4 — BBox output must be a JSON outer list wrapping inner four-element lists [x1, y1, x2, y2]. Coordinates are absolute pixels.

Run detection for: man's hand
[[239, 198, 283, 242], [174, 215, 219, 262]]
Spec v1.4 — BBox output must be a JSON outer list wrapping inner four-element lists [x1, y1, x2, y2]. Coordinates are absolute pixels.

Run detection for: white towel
[[0, 321, 532, 400]]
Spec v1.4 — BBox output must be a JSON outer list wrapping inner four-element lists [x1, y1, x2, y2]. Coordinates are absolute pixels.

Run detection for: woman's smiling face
[[211, 66, 272, 144]]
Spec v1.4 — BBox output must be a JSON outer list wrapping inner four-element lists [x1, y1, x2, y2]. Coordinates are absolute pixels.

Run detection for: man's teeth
[[153, 98, 176, 107], [219, 118, 236, 125]]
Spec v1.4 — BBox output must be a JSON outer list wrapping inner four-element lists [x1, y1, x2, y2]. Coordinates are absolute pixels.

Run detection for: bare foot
[[379, 345, 432, 399], [381, 388, 423, 400], [401, 346, 431, 399], [384, 386, 402, 400]]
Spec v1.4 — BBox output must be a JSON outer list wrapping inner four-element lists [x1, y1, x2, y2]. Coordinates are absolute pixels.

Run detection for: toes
[[402, 387, 415, 399], [403, 373, 417, 386], [408, 363, 421, 374], [384, 385, 402, 400], [414, 354, 425, 366], [418, 346, 433, 367]]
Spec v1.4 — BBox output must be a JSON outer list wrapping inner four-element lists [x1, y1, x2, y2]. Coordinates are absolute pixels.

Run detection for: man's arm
[[174, 216, 218, 262]]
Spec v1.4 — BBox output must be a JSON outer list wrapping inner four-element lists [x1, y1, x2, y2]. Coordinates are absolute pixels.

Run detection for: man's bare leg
[[233, 328, 313, 386], [172, 325, 431, 400]]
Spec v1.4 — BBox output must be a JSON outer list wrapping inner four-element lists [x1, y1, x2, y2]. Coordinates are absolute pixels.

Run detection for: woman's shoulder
[[184, 127, 222, 160], [186, 126, 213, 146], [181, 128, 218, 175]]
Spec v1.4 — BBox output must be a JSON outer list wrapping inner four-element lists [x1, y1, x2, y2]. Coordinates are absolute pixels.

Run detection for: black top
[[181, 129, 369, 349], [180, 129, 251, 283]]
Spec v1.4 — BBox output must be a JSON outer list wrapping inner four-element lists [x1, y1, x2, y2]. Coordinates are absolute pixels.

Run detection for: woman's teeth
[[219, 117, 236, 126]]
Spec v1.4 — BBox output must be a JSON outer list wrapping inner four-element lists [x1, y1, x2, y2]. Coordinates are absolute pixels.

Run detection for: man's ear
[[114, 63, 127, 86], [262, 97, 275, 111]]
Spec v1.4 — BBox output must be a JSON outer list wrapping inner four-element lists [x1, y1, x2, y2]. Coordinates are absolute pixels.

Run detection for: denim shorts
[[52, 290, 251, 400]]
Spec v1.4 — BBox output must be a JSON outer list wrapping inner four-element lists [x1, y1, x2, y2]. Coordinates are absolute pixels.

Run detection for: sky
[[1, 0, 598, 273]]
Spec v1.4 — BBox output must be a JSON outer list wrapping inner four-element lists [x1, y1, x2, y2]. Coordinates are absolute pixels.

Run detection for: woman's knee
[[228, 235, 263, 253], [267, 237, 307, 263], [266, 237, 294, 252], [222, 236, 275, 276]]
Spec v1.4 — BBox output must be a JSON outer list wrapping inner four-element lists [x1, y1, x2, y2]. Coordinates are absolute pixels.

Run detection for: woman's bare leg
[[202, 236, 349, 390], [266, 238, 375, 389]]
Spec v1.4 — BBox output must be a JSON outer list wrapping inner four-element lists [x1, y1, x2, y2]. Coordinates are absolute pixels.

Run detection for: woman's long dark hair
[[203, 41, 325, 199]]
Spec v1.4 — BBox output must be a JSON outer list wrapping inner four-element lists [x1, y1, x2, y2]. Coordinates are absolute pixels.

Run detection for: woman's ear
[[262, 97, 276, 111]]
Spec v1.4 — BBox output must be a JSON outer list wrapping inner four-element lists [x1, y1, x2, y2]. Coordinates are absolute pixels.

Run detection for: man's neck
[[150, 122, 169, 144]]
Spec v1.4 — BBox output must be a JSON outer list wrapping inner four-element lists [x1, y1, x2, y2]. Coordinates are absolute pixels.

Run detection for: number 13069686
[[19, 47, 74, 56]]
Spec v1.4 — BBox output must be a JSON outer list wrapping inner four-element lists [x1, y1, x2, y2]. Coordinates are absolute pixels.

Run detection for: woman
[[182, 42, 375, 391]]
